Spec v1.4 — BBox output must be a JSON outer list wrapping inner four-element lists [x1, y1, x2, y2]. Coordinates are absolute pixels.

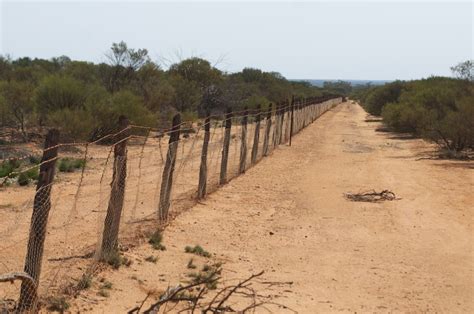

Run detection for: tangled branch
[[128, 268, 295, 314], [344, 189, 397, 202]]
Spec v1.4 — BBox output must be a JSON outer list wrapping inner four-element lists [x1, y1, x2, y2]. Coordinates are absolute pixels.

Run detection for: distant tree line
[[351, 60, 474, 153], [0, 41, 343, 142]]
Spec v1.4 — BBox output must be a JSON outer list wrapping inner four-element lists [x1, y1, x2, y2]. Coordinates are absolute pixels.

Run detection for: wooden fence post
[[279, 100, 286, 144], [100, 116, 130, 259], [251, 104, 261, 164], [239, 107, 248, 174], [158, 114, 181, 222], [289, 96, 295, 146], [19, 129, 60, 311], [220, 107, 232, 184], [263, 103, 273, 156], [197, 111, 211, 199]]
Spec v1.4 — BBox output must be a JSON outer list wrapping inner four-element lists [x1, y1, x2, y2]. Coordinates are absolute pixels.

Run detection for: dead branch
[[0, 272, 36, 288], [130, 268, 296, 314], [344, 190, 397, 202]]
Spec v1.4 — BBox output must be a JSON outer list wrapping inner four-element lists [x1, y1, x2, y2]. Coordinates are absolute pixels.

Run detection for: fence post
[[197, 110, 211, 199], [100, 116, 130, 259], [279, 101, 286, 144], [158, 113, 181, 222], [251, 104, 261, 164], [220, 107, 232, 184], [263, 103, 273, 156], [289, 96, 295, 146], [19, 129, 60, 311], [239, 107, 249, 174]]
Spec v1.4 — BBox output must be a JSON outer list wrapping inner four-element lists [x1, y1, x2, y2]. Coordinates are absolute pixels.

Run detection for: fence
[[0, 96, 342, 312]]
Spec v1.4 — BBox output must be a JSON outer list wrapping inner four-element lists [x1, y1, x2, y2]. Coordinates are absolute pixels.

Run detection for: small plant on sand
[[104, 250, 132, 269], [145, 255, 158, 263], [98, 288, 110, 297], [187, 258, 197, 269], [58, 158, 86, 173], [149, 230, 166, 251], [184, 245, 211, 258], [46, 296, 70, 312], [101, 281, 113, 290], [77, 273, 92, 290], [186, 263, 221, 290]]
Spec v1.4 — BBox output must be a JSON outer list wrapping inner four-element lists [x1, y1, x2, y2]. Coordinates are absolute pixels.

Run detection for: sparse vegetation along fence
[[0, 96, 342, 312]]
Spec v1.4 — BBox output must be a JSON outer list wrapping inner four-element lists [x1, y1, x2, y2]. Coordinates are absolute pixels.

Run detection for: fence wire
[[0, 98, 342, 311]]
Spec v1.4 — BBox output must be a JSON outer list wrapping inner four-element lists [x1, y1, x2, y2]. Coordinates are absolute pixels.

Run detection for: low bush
[[184, 245, 211, 258], [58, 158, 85, 172], [149, 230, 166, 251]]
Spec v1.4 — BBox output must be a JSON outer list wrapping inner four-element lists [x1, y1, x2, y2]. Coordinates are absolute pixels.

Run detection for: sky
[[0, 0, 472, 80]]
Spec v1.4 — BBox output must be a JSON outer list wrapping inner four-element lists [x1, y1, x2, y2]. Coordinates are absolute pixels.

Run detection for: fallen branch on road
[[128, 267, 296, 314], [344, 190, 397, 202]]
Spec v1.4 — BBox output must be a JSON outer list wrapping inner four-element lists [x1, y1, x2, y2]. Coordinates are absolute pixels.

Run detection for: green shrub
[[58, 158, 85, 172], [47, 296, 70, 312], [184, 245, 211, 258], [28, 155, 41, 165], [149, 230, 166, 250], [17, 172, 30, 186], [77, 273, 92, 290], [103, 250, 132, 269], [0, 159, 20, 178]]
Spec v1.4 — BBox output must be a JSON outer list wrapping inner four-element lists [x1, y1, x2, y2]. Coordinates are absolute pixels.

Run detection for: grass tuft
[[149, 230, 166, 250], [145, 255, 158, 263], [46, 296, 70, 312], [184, 245, 211, 258]]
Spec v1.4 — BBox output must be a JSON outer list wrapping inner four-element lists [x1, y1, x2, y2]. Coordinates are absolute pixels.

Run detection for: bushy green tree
[[0, 80, 35, 140]]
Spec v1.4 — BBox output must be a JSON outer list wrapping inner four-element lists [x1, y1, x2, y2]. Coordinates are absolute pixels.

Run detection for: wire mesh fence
[[0, 97, 342, 312]]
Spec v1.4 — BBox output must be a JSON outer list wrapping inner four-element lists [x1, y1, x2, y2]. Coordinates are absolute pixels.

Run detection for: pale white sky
[[1, 0, 472, 80]]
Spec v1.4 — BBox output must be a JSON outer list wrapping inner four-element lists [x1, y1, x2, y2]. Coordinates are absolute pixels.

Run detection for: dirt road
[[76, 102, 473, 313]]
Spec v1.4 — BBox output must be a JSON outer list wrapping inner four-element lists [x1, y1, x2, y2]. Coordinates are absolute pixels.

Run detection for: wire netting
[[0, 98, 342, 311]]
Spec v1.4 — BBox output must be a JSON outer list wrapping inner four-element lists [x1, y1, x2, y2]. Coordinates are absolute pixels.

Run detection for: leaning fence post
[[158, 114, 181, 222], [251, 104, 261, 164], [100, 116, 130, 259], [263, 103, 273, 156], [220, 107, 232, 184], [198, 111, 211, 199], [239, 107, 249, 174], [19, 129, 60, 311]]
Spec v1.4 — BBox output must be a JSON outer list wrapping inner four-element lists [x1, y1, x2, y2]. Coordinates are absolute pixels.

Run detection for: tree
[[323, 80, 352, 96], [451, 60, 473, 81], [102, 41, 150, 92], [0, 81, 35, 140], [35, 75, 88, 121]]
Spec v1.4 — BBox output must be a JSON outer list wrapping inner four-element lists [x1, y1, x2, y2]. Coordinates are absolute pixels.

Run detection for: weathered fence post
[[289, 96, 295, 146], [100, 116, 130, 259], [158, 114, 181, 222], [19, 129, 60, 311], [197, 111, 211, 199], [263, 103, 273, 156], [220, 107, 232, 184], [280, 100, 288, 144], [251, 104, 261, 164], [239, 107, 248, 174]]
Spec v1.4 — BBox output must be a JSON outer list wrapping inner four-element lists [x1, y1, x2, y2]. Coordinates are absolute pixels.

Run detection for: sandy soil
[[66, 102, 473, 313]]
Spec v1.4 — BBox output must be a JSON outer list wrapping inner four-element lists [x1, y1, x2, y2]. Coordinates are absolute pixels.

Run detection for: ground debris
[[344, 190, 397, 202]]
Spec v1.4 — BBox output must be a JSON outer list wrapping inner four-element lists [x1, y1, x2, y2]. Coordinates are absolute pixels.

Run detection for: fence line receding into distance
[[0, 96, 343, 312]]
